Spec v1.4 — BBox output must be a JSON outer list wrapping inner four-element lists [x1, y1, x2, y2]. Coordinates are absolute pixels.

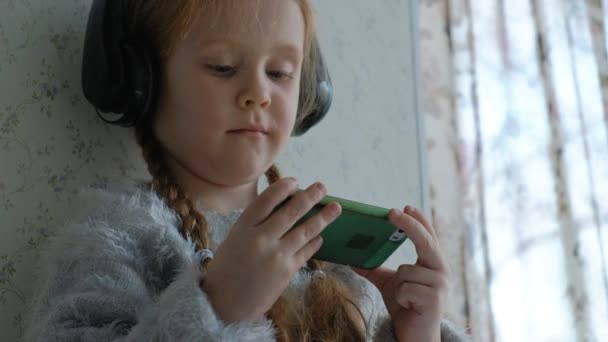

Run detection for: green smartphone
[[275, 190, 409, 269]]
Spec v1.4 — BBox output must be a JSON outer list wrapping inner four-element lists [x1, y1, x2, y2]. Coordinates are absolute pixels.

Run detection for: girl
[[23, 0, 469, 341]]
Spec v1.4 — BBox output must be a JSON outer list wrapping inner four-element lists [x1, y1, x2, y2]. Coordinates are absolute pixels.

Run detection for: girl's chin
[[215, 163, 271, 183]]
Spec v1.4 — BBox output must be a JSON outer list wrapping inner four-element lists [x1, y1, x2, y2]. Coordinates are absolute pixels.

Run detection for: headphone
[[81, 0, 333, 136]]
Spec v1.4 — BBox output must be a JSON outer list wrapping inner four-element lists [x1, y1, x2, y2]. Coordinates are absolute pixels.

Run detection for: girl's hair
[[128, 1, 367, 340]]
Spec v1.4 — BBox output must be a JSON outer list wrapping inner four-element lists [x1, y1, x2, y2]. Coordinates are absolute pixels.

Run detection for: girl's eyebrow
[[194, 37, 236, 51], [269, 44, 303, 60], [195, 36, 302, 59]]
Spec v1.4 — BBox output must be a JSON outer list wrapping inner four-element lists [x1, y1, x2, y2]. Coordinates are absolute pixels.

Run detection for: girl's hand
[[201, 178, 342, 324], [352, 206, 448, 342]]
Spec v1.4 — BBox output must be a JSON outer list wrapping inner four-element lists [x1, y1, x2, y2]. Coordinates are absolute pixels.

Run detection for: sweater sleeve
[[22, 220, 277, 342]]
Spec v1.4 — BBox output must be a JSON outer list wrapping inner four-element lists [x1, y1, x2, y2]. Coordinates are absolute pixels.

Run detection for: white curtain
[[420, 0, 608, 341]]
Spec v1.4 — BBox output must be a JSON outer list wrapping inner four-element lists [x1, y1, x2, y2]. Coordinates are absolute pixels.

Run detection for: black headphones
[[81, 0, 333, 136]]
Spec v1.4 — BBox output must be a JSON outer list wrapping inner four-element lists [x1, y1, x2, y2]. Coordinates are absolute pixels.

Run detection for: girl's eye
[[206, 64, 292, 80], [267, 70, 293, 81], [206, 64, 237, 76]]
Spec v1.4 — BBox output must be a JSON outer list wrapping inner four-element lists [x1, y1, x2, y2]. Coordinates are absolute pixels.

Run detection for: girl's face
[[154, 0, 305, 188]]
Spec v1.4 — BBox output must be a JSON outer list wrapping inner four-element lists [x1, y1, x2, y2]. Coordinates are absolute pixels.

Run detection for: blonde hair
[[128, 1, 367, 340]]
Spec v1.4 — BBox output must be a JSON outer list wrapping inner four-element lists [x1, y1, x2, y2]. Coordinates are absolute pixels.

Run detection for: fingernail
[[316, 182, 326, 193], [391, 208, 402, 216], [329, 202, 341, 214], [404, 206, 412, 213]]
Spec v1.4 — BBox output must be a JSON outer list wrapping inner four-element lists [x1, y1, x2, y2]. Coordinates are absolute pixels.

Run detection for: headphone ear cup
[[119, 42, 160, 127], [82, 0, 128, 115], [293, 79, 332, 136], [81, 0, 160, 128], [293, 36, 333, 137]]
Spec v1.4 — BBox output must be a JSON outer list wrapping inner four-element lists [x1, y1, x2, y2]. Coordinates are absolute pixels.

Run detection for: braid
[[134, 125, 210, 251]]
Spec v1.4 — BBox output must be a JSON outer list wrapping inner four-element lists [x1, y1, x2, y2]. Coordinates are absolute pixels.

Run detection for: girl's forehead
[[186, 0, 305, 48]]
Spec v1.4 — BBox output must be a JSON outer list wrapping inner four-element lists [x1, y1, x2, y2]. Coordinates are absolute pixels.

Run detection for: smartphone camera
[[389, 230, 406, 242]]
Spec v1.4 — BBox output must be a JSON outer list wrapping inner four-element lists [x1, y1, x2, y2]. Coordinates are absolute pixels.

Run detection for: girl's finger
[[404, 206, 437, 240], [394, 264, 447, 290], [293, 235, 324, 266], [283, 201, 341, 254], [388, 209, 445, 271], [395, 282, 440, 315], [263, 182, 327, 238], [239, 177, 299, 227]]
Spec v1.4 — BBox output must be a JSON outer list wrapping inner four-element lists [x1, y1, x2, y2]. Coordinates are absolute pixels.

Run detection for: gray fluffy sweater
[[22, 179, 470, 341]]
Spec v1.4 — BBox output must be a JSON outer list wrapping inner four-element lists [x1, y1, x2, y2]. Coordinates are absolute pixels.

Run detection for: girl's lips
[[228, 129, 267, 136], [228, 123, 268, 134]]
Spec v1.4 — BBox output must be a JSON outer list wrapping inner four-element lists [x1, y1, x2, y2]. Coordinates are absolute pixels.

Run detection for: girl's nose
[[237, 70, 271, 110]]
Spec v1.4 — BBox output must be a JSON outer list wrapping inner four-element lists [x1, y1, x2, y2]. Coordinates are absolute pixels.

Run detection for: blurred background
[[421, 0, 608, 341]]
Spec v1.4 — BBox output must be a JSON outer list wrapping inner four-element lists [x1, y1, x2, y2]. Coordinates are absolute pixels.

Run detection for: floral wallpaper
[[0, 1, 147, 340]]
